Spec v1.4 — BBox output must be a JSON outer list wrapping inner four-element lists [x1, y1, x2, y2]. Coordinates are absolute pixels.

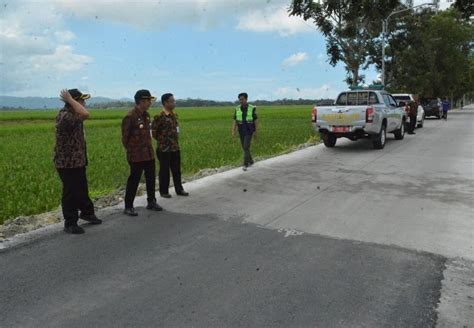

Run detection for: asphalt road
[[1, 107, 473, 327]]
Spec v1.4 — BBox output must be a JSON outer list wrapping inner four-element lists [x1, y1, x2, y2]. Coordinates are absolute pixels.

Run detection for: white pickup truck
[[392, 93, 425, 128], [311, 88, 407, 149]]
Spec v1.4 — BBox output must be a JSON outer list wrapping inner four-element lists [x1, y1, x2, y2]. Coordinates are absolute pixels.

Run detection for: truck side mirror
[[398, 101, 406, 107]]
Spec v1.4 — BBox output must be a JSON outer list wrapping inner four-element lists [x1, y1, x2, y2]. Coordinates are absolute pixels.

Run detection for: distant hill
[[0, 96, 131, 110]]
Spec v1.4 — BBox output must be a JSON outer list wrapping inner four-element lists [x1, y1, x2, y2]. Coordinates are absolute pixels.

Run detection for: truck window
[[422, 98, 438, 105], [393, 96, 410, 102], [383, 94, 397, 107], [358, 92, 369, 105], [338, 91, 377, 106], [388, 95, 398, 107], [369, 92, 379, 105], [347, 93, 358, 105], [336, 93, 347, 105]]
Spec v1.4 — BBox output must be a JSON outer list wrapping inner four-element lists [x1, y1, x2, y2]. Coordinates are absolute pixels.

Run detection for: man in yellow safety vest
[[232, 92, 258, 171]]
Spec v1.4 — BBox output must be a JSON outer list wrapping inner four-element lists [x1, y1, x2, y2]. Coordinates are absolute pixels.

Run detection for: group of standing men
[[53, 89, 258, 234], [121, 90, 188, 217]]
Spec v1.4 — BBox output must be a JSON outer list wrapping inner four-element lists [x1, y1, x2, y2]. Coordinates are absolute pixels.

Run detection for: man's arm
[[151, 117, 157, 139], [232, 109, 237, 137], [121, 116, 131, 148], [151, 116, 161, 140], [253, 108, 258, 139], [232, 120, 237, 137], [60, 89, 89, 121]]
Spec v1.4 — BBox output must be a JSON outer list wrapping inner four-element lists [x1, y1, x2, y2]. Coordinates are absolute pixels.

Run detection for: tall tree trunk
[[352, 67, 359, 86]]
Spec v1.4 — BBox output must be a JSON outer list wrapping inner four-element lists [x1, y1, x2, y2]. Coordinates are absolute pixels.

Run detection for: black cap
[[68, 88, 91, 101], [134, 89, 156, 102]]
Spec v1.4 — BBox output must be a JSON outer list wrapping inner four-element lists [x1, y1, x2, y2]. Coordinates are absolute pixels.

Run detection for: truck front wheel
[[394, 119, 405, 140]]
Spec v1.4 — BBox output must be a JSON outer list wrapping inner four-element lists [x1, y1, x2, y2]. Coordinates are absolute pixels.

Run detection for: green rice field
[[0, 105, 318, 224]]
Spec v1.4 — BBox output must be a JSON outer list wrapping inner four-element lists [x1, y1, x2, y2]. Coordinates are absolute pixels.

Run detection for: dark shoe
[[80, 214, 102, 225], [146, 201, 163, 211], [124, 208, 138, 216], [64, 225, 85, 234], [160, 193, 172, 198], [242, 166, 248, 171], [176, 191, 189, 196]]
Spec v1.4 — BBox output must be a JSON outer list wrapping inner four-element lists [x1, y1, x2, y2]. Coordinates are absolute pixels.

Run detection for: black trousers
[[239, 133, 254, 166], [157, 151, 183, 194], [408, 116, 417, 133], [442, 111, 448, 119], [125, 160, 156, 208], [57, 167, 95, 227]]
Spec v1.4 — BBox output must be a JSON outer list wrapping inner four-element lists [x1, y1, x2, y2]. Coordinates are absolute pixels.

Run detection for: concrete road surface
[[1, 106, 473, 327]]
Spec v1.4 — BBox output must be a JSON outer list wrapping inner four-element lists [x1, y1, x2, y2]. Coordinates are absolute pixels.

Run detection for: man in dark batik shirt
[[122, 90, 163, 216], [54, 89, 102, 234], [151, 93, 189, 198]]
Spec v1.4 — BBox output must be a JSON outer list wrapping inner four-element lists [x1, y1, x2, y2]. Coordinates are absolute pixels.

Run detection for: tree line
[[0, 98, 336, 111], [86, 98, 335, 109]]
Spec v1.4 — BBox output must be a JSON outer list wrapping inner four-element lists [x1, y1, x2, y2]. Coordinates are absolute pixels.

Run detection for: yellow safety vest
[[235, 104, 255, 123]]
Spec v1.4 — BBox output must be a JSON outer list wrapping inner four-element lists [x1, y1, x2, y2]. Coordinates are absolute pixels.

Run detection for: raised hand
[[60, 89, 73, 103]]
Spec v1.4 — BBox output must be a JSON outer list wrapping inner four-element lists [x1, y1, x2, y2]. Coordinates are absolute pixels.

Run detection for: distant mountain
[[0, 96, 131, 110]]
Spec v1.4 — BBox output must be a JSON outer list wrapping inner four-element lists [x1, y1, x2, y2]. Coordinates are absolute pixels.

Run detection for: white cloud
[[1, 45, 93, 93], [31, 45, 93, 73], [275, 85, 337, 99], [55, 0, 267, 30], [55, 30, 76, 42], [0, 1, 93, 94], [54, 0, 311, 36], [283, 52, 309, 66], [236, 6, 313, 36]]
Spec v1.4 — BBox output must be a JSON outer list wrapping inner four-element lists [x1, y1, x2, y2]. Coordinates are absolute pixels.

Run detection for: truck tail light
[[366, 107, 374, 123], [311, 107, 317, 123]]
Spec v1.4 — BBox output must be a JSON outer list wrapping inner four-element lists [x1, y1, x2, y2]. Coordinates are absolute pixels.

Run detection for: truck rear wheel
[[372, 124, 386, 149], [322, 133, 337, 148]]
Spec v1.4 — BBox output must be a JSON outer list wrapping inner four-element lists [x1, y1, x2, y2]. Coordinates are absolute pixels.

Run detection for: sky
[[0, 0, 453, 101]]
